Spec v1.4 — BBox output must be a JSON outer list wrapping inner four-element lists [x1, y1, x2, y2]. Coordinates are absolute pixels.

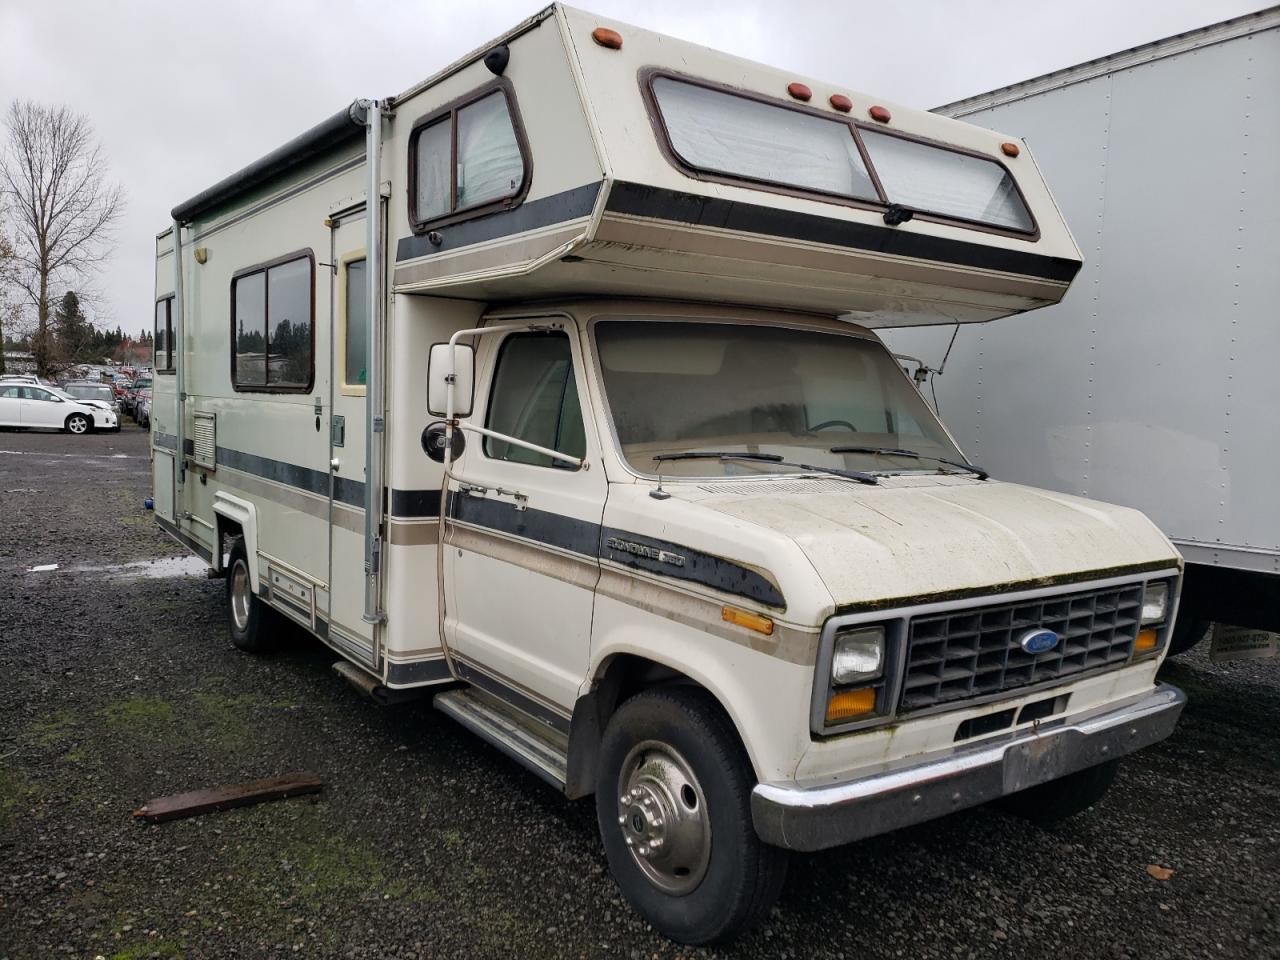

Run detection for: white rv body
[[886, 6, 1280, 647], [153, 4, 1184, 942]]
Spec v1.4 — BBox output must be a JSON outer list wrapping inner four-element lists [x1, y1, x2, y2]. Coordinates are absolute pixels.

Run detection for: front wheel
[[65, 413, 90, 435], [999, 759, 1119, 826], [595, 687, 789, 945]]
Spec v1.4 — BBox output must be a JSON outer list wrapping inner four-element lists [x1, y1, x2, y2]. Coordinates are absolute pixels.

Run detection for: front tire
[[65, 413, 90, 435], [226, 537, 276, 653], [1167, 617, 1210, 657], [595, 687, 789, 945], [999, 759, 1119, 826]]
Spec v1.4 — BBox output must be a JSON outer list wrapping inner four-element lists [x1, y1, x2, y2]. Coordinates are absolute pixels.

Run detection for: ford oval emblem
[[1019, 628, 1060, 655]]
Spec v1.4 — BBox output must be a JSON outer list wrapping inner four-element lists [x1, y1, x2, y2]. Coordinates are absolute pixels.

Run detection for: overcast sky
[[0, 0, 1264, 336]]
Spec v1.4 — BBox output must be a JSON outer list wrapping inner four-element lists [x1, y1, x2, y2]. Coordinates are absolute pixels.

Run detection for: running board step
[[434, 688, 568, 790]]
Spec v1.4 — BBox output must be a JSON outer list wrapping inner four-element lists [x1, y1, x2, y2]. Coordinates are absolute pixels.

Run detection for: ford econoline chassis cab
[[153, 5, 1185, 943]]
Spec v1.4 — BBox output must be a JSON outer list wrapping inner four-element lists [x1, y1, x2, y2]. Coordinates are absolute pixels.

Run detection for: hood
[[682, 475, 1178, 608]]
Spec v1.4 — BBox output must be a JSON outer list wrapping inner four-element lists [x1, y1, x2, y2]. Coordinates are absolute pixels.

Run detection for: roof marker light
[[1001, 141, 1021, 157], [829, 94, 852, 113], [787, 82, 812, 102], [591, 27, 622, 49], [868, 105, 891, 123]]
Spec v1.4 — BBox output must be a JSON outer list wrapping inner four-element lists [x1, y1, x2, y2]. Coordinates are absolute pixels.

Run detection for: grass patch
[[0, 769, 39, 829], [103, 696, 174, 730], [110, 940, 184, 960], [28, 708, 78, 747]]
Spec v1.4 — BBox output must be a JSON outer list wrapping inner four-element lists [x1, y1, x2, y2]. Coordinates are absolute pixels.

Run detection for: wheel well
[[564, 654, 736, 800], [214, 517, 244, 575]]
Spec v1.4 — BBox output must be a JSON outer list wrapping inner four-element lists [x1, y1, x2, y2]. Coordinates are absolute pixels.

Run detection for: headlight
[[1141, 582, 1169, 625], [832, 626, 885, 685]]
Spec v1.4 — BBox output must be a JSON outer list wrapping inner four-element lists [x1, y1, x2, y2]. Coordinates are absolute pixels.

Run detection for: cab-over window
[[409, 84, 528, 230]]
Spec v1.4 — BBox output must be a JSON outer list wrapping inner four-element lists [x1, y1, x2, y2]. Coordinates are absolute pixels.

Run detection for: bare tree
[[0, 224, 15, 373], [1, 101, 123, 376]]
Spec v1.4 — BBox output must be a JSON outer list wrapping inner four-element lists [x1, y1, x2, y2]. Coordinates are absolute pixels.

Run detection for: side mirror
[[427, 342, 474, 418]]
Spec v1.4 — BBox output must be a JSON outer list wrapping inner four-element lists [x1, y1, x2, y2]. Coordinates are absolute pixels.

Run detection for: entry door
[[326, 211, 377, 665], [443, 327, 606, 717]]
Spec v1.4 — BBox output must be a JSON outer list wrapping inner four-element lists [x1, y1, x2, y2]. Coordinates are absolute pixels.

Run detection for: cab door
[[442, 324, 606, 720]]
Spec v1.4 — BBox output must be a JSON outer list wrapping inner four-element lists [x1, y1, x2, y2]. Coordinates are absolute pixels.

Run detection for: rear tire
[[595, 686, 789, 945], [65, 413, 90, 435], [999, 759, 1119, 826], [226, 537, 276, 653]]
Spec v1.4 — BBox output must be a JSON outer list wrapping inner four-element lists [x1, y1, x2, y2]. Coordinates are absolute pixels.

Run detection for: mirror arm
[[456, 422, 585, 469]]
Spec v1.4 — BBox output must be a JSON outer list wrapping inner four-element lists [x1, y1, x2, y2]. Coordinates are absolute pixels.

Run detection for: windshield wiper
[[828, 445, 989, 480], [653, 451, 878, 485]]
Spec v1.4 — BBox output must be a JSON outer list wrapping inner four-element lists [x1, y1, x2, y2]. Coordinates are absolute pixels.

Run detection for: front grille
[[898, 583, 1144, 714]]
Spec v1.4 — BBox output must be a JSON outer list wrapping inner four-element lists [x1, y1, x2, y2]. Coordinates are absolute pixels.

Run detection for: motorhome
[[153, 5, 1185, 943], [886, 6, 1280, 660]]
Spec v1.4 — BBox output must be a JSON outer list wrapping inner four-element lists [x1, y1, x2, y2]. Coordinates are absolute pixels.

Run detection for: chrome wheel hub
[[616, 740, 710, 895], [230, 561, 251, 632]]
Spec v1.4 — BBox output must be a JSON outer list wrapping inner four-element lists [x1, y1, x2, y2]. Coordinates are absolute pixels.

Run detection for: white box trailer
[[154, 4, 1185, 943], [886, 5, 1280, 656]]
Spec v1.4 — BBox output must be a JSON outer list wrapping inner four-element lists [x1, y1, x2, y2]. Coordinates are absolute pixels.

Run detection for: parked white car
[[0, 382, 117, 434]]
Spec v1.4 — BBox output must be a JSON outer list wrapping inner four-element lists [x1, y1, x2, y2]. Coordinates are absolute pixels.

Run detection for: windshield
[[65, 385, 112, 402], [593, 320, 964, 478]]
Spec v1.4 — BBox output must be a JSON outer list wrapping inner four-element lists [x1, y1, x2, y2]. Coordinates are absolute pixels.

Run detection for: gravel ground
[[1, 425, 1277, 960]]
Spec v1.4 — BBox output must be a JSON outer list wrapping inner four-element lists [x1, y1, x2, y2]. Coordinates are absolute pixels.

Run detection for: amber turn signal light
[[1135, 628, 1159, 652], [591, 27, 622, 49], [722, 605, 774, 636], [826, 687, 877, 724], [1001, 141, 1020, 157]]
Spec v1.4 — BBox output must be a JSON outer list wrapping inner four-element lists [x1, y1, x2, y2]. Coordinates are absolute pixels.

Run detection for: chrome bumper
[[752, 684, 1185, 852]]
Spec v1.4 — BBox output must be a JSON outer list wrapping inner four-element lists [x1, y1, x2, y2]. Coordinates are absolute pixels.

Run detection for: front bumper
[[751, 683, 1185, 851]]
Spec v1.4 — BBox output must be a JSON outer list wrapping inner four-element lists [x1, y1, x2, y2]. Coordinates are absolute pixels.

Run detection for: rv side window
[[860, 129, 1034, 233], [230, 253, 314, 392], [154, 296, 174, 374], [410, 86, 527, 229], [483, 333, 585, 469], [343, 258, 368, 389], [650, 76, 879, 203]]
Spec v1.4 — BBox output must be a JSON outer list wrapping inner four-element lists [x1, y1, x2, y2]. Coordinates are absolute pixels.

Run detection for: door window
[[343, 258, 368, 389], [484, 333, 585, 469]]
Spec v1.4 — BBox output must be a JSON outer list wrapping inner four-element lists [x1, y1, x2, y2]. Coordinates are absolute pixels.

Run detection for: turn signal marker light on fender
[[826, 687, 877, 724], [721, 605, 774, 636]]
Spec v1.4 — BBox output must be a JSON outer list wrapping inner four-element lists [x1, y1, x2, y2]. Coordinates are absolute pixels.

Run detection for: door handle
[[330, 457, 340, 471], [495, 487, 528, 512]]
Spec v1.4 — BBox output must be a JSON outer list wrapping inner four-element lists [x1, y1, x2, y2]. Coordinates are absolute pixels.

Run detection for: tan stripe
[[594, 217, 1065, 303], [445, 522, 600, 591], [392, 224, 587, 289], [388, 519, 440, 546], [214, 466, 365, 534], [596, 567, 820, 666]]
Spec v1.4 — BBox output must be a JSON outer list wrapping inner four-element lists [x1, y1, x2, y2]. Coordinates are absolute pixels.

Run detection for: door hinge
[[372, 416, 385, 433]]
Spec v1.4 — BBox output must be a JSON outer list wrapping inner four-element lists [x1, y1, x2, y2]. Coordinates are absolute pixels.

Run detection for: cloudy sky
[[0, 0, 1263, 335]]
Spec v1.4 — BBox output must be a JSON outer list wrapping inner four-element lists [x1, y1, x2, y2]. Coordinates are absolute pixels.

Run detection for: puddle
[[29, 555, 210, 580]]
